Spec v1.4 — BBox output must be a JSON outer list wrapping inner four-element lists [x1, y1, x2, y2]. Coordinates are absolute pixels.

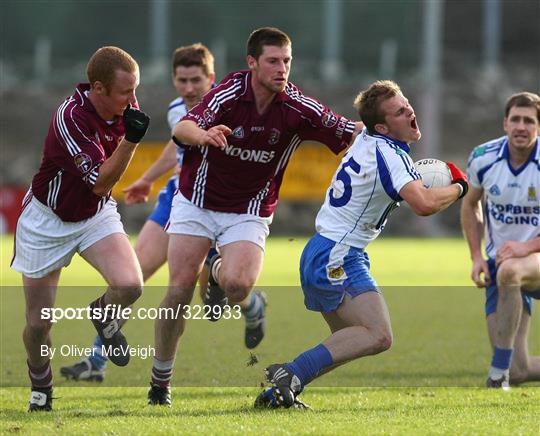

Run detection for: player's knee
[[25, 319, 53, 340], [370, 326, 393, 354], [222, 280, 252, 303], [220, 275, 254, 302], [226, 287, 251, 304], [120, 283, 143, 302], [374, 330, 393, 353], [109, 275, 143, 301], [497, 260, 523, 287]]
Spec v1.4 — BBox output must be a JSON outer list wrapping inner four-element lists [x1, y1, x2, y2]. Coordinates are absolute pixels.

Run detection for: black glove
[[123, 105, 150, 143]]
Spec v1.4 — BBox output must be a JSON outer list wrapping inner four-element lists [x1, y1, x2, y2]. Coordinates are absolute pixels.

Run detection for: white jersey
[[167, 97, 188, 165], [467, 136, 540, 259], [316, 128, 421, 248]]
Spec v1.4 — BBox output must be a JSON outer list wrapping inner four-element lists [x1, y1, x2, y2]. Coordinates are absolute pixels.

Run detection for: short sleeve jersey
[[467, 136, 540, 259], [316, 129, 421, 248], [180, 70, 357, 217], [30, 84, 128, 222], [167, 97, 187, 166]]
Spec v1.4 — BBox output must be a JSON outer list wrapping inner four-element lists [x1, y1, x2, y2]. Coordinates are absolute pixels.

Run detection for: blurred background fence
[[1, 0, 538, 235]]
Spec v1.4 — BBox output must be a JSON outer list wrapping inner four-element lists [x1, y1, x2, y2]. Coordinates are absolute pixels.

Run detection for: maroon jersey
[[180, 71, 356, 217], [30, 84, 127, 222]]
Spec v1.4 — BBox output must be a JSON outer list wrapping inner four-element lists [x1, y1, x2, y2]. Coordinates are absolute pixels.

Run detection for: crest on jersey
[[489, 184, 501, 196], [203, 108, 215, 125], [232, 126, 244, 139], [322, 111, 338, 128], [268, 128, 280, 145], [74, 153, 92, 173], [528, 185, 537, 202], [327, 266, 345, 280]]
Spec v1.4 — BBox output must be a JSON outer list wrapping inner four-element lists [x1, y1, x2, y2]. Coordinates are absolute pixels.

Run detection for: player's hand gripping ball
[[414, 158, 452, 188]]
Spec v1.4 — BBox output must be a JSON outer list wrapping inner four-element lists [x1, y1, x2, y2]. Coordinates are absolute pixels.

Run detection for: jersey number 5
[[329, 156, 361, 207]]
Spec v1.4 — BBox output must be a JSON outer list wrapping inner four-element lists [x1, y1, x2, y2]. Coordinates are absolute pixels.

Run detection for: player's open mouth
[[411, 117, 418, 130]]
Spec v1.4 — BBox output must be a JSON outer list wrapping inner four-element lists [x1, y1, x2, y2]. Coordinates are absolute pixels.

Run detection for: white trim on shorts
[[166, 192, 272, 250], [11, 197, 126, 278]]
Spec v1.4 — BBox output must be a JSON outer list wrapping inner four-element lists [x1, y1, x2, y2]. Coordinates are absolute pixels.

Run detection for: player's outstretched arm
[[123, 140, 177, 205], [400, 179, 463, 216], [173, 119, 231, 149], [461, 185, 491, 287], [93, 106, 150, 197]]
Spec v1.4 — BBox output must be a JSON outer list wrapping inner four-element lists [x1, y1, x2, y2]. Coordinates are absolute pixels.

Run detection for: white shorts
[[166, 193, 272, 250], [11, 197, 126, 278]]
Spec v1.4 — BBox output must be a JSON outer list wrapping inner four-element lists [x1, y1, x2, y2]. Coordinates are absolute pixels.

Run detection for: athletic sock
[[205, 248, 219, 267], [89, 294, 117, 323], [89, 335, 107, 370], [28, 360, 53, 390], [242, 292, 263, 327], [489, 347, 513, 379], [210, 256, 222, 283], [151, 358, 174, 388], [285, 344, 333, 386]]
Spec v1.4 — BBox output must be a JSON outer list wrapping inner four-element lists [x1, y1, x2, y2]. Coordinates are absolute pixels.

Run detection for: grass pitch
[[1, 235, 538, 434]]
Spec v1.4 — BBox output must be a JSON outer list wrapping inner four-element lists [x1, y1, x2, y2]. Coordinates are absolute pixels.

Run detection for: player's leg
[[487, 253, 540, 388], [81, 232, 143, 305], [62, 183, 173, 380], [149, 234, 211, 405], [218, 242, 268, 348], [60, 220, 167, 381], [11, 197, 77, 410], [508, 253, 540, 384], [265, 291, 391, 407], [487, 304, 540, 385], [137, 176, 176, 281], [322, 291, 392, 361], [508, 311, 540, 383], [218, 241, 264, 303], [264, 234, 391, 407], [23, 272, 60, 412], [135, 220, 169, 281], [207, 213, 270, 347], [80, 233, 143, 366]]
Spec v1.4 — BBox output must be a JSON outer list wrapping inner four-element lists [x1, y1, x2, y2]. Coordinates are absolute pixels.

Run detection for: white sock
[[489, 366, 509, 380]]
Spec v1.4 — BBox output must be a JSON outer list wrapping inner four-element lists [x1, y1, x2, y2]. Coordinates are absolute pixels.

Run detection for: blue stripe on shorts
[[485, 258, 538, 316], [300, 233, 378, 313], [147, 176, 178, 228]]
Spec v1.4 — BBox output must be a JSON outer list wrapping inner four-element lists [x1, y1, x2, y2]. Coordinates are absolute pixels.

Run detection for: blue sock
[[491, 347, 513, 370], [242, 292, 263, 326], [89, 335, 108, 370], [285, 344, 333, 386]]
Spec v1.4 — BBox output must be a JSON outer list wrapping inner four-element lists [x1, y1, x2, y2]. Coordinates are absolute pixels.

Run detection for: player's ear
[[247, 55, 257, 70], [92, 81, 105, 95], [502, 117, 509, 134], [207, 72, 216, 84], [374, 123, 388, 135]]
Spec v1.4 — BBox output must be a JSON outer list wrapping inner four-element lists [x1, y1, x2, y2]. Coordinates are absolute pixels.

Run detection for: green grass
[[1, 235, 539, 434]]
